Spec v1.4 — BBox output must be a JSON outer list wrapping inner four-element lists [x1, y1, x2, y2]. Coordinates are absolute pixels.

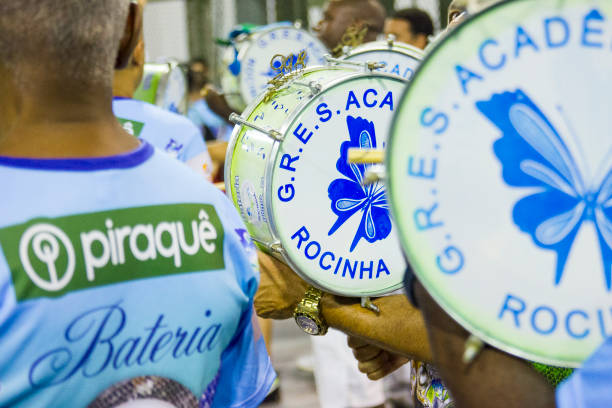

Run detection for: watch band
[[294, 286, 328, 335]]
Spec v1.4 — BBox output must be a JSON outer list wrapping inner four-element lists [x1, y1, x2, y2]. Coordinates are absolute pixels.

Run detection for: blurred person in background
[[384, 8, 434, 50], [313, 0, 386, 52], [112, 5, 213, 181], [186, 58, 233, 143]]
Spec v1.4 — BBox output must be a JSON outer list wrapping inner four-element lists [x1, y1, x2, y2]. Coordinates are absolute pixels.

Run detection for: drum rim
[[386, 0, 587, 367], [267, 70, 408, 297], [342, 39, 425, 62]]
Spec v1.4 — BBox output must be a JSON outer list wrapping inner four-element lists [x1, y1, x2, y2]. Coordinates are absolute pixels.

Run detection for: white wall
[[143, 0, 190, 62]]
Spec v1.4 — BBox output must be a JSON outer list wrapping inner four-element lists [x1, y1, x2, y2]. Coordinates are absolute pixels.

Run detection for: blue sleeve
[[211, 302, 276, 408], [209, 191, 276, 408], [556, 337, 612, 408], [181, 124, 208, 162], [188, 101, 225, 135]]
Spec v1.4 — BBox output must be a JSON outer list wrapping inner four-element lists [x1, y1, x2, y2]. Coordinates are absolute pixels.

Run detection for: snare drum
[[220, 23, 328, 112], [387, 0, 612, 366], [342, 38, 423, 80], [226, 66, 407, 297], [134, 62, 188, 115]]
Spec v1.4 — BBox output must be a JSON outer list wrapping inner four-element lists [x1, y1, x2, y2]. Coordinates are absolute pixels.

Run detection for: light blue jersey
[[188, 99, 234, 142], [113, 97, 213, 180], [556, 337, 612, 408], [0, 143, 275, 407]]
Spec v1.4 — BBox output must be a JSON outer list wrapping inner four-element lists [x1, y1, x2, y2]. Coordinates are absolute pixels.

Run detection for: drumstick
[[347, 148, 385, 164]]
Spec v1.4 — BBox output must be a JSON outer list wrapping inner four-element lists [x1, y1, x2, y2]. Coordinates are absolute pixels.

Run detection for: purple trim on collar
[[0, 142, 155, 171], [113, 96, 132, 101]]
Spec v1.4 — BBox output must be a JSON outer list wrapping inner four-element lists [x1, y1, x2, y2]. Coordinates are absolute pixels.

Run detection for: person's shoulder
[[144, 148, 228, 201], [143, 103, 199, 130], [115, 99, 199, 132]]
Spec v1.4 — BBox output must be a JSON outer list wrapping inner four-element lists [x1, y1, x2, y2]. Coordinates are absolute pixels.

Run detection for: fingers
[[353, 344, 383, 362], [358, 351, 391, 380], [347, 336, 369, 349]]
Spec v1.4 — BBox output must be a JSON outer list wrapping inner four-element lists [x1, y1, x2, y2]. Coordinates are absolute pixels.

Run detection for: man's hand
[[347, 336, 410, 380], [254, 250, 309, 319]]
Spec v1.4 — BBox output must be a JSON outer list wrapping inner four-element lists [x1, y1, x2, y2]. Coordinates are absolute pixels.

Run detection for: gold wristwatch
[[294, 286, 328, 335]]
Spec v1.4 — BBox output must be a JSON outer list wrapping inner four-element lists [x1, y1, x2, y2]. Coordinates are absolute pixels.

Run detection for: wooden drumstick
[[347, 148, 385, 164]]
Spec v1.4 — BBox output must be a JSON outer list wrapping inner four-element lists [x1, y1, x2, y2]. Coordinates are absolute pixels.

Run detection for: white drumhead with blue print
[[271, 74, 407, 297], [387, 0, 612, 366]]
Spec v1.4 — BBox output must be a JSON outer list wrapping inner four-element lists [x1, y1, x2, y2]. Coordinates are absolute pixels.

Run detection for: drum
[[225, 66, 407, 297], [387, 0, 612, 367], [220, 23, 328, 112], [342, 38, 423, 80], [133, 62, 188, 115]]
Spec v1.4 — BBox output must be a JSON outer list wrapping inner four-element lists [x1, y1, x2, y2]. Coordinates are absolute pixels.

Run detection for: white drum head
[[388, 0, 612, 366], [271, 74, 408, 296], [239, 26, 328, 105]]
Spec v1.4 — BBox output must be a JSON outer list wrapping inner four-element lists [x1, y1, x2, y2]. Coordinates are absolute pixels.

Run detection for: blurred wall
[[143, 0, 190, 62], [143, 0, 447, 84]]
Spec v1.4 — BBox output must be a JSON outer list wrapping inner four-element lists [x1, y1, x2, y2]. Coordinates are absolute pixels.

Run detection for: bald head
[[314, 0, 386, 50], [0, 0, 131, 87]]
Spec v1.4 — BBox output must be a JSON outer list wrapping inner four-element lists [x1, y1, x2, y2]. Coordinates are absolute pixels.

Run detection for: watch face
[[296, 315, 320, 335]]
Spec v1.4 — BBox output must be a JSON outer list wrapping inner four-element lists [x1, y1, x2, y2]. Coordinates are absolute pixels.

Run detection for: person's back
[[0, 147, 274, 406], [0, 1, 274, 406], [112, 30, 214, 180]]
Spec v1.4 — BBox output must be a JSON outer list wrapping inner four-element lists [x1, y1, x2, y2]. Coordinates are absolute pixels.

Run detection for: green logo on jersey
[[117, 117, 145, 137], [0, 204, 225, 302]]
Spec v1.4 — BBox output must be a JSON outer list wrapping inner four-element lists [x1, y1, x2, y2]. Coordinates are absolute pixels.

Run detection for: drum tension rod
[[361, 297, 380, 314], [386, 34, 396, 47], [324, 55, 387, 72], [292, 80, 322, 96], [229, 113, 284, 142]]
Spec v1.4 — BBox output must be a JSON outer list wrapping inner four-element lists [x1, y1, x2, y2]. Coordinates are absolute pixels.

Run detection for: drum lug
[[386, 34, 396, 47], [229, 113, 285, 142], [360, 297, 380, 314], [463, 334, 485, 364], [269, 242, 285, 256], [324, 55, 386, 72], [293, 80, 322, 96]]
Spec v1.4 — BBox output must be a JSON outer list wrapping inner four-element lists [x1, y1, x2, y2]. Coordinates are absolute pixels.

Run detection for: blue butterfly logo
[[476, 90, 612, 289], [327, 115, 392, 252]]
